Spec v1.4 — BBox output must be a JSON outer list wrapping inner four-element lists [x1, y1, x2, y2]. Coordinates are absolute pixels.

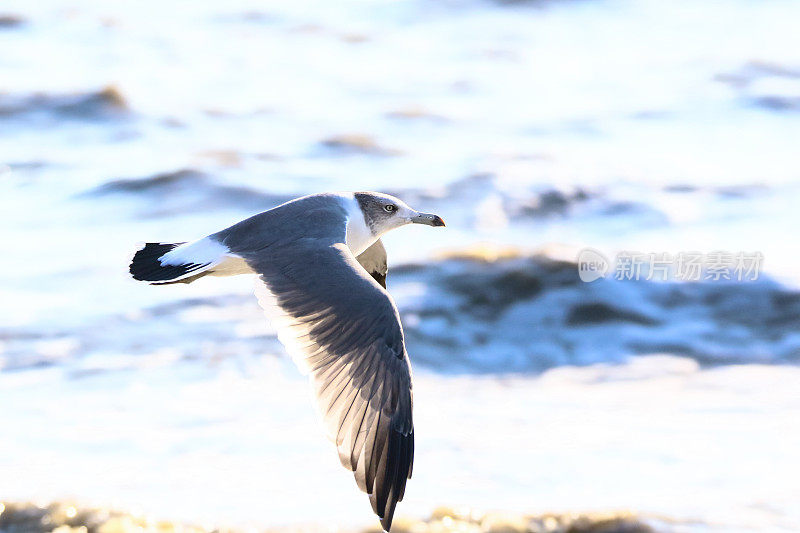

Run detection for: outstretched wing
[[357, 239, 388, 288], [246, 240, 413, 531]]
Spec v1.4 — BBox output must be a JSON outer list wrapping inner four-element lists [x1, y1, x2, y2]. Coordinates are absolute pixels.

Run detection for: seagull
[[129, 192, 445, 531]]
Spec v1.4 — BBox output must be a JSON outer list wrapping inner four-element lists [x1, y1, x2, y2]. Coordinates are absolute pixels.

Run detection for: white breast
[[343, 194, 376, 256]]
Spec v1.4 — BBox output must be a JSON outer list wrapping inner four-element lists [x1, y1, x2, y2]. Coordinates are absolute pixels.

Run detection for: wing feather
[[245, 240, 412, 531]]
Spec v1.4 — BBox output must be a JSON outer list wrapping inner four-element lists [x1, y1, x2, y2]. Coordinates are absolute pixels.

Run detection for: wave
[[392, 173, 666, 230], [0, 13, 25, 29], [83, 169, 293, 217], [716, 60, 800, 112], [2, 247, 797, 375], [0, 86, 129, 122], [392, 248, 800, 372]]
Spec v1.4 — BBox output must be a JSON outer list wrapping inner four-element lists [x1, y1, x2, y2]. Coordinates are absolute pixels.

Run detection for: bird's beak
[[410, 212, 446, 227]]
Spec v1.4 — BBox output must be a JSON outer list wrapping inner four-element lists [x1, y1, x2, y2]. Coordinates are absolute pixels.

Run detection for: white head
[[354, 192, 445, 237]]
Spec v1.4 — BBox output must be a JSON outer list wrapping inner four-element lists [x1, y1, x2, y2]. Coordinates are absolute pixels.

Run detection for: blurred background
[[1, 0, 799, 532]]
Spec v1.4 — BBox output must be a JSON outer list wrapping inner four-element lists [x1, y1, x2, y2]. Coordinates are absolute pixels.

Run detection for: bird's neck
[[344, 194, 378, 256]]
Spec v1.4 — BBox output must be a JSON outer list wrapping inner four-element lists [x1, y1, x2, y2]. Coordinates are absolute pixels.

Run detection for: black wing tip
[[380, 511, 396, 532], [371, 428, 414, 533], [129, 242, 179, 280], [373, 495, 397, 532]]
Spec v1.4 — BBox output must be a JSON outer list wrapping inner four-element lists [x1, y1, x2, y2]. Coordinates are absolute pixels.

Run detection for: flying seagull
[[129, 192, 445, 530]]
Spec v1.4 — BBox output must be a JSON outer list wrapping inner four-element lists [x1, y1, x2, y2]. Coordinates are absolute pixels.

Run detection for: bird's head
[[354, 191, 445, 236]]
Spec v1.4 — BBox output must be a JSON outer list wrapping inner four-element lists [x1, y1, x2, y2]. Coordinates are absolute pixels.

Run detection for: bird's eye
[[384, 204, 396, 213]]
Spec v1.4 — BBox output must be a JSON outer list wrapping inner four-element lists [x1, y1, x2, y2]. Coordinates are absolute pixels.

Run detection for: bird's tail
[[129, 242, 212, 285]]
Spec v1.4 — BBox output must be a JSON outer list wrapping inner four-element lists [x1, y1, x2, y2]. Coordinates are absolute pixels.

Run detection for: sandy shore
[[0, 501, 655, 533]]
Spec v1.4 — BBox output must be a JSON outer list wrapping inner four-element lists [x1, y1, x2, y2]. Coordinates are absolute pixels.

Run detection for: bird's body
[[129, 192, 444, 531]]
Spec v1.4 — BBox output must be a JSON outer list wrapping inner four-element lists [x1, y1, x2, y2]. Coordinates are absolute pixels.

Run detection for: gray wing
[[357, 239, 388, 288], [244, 239, 413, 531]]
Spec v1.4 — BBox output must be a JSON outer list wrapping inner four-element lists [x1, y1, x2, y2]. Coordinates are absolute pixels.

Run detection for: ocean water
[[1, 0, 799, 531]]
